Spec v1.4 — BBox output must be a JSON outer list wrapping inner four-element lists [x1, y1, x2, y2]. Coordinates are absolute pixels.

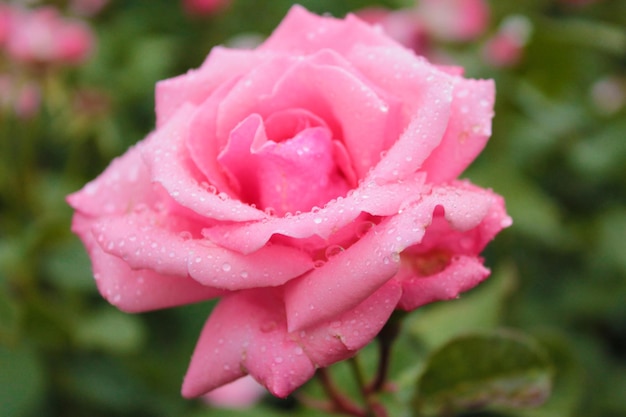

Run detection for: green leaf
[[413, 330, 553, 417]]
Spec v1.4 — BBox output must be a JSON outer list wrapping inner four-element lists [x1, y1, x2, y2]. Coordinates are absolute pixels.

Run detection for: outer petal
[[284, 182, 509, 331], [348, 45, 456, 182], [397, 255, 489, 311], [420, 78, 495, 182], [91, 210, 314, 290], [298, 281, 401, 367], [260, 5, 398, 55], [72, 214, 224, 312], [66, 140, 160, 218], [182, 290, 316, 398], [155, 47, 262, 127]]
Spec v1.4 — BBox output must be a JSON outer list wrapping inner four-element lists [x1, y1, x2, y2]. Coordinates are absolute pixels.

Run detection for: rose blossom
[[5, 6, 93, 66], [416, 0, 490, 42], [68, 6, 510, 398]]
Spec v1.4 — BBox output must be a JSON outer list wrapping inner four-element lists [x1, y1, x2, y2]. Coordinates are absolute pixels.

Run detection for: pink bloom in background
[[182, 0, 230, 16], [482, 15, 533, 68], [203, 375, 266, 409], [69, 0, 109, 17], [0, 74, 41, 119], [356, 7, 429, 56], [5, 6, 94, 66], [68, 6, 510, 399], [0, 4, 12, 47], [417, 0, 490, 42]]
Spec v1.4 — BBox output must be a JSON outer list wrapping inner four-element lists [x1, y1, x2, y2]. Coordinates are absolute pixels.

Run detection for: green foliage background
[[1, 0, 625, 416]]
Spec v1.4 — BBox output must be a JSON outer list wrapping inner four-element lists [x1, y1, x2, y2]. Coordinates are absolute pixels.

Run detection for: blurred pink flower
[[417, 0, 490, 42], [0, 74, 41, 119], [482, 15, 532, 68], [356, 7, 429, 55], [182, 0, 230, 16], [69, 0, 109, 17], [203, 376, 266, 409], [68, 6, 510, 399], [5, 6, 94, 66], [0, 3, 14, 47]]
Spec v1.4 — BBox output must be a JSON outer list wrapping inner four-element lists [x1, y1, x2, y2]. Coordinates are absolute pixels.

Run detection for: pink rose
[[417, 0, 490, 42], [68, 6, 510, 398], [6, 6, 93, 66]]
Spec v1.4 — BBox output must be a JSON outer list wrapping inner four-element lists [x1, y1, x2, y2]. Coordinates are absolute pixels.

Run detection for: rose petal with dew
[[284, 183, 504, 331], [219, 114, 349, 215], [201, 173, 428, 254], [155, 47, 263, 127], [67, 141, 162, 217], [92, 210, 314, 291], [183, 289, 316, 398], [142, 103, 265, 222], [260, 5, 398, 55], [396, 254, 490, 311], [297, 280, 401, 367], [72, 215, 224, 312], [420, 78, 495, 183]]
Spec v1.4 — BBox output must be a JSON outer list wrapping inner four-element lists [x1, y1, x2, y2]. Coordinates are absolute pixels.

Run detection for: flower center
[[218, 111, 350, 216]]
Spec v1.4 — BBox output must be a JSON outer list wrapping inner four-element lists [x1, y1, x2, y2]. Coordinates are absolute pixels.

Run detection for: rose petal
[[155, 47, 261, 127], [215, 49, 400, 180], [396, 255, 490, 310], [284, 182, 508, 330], [348, 45, 456, 182], [92, 210, 314, 290], [219, 113, 349, 215], [260, 5, 398, 55], [420, 78, 495, 183], [66, 140, 160, 217], [201, 173, 427, 254], [298, 281, 401, 366], [183, 289, 316, 398], [142, 103, 265, 222], [72, 215, 224, 312]]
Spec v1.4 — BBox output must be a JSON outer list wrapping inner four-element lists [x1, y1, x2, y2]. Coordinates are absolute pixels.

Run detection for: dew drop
[[222, 262, 232, 272], [313, 260, 326, 268], [179, 231, 192, 240], [325, 245, 344, 259]]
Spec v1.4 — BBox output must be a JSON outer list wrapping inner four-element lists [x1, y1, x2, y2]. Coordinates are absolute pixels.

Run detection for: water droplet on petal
[[222, 262, 231, 272], [356, 221, 375, 238], [179, 231, 192, 240], [325, 245, 344, 259]]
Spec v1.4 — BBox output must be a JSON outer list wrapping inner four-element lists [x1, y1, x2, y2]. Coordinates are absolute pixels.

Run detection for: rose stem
[[316, 367, 367, 417], [368, 310, 406, 394]]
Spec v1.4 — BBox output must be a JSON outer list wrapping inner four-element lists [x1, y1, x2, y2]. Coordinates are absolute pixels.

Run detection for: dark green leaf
[[413, 330, 553, 417]]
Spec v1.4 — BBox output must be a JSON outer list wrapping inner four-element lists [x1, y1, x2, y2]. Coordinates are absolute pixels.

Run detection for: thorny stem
[[368, 310, 406, 394], [311, 312, 407, 416], [316, 367, 367, 417]]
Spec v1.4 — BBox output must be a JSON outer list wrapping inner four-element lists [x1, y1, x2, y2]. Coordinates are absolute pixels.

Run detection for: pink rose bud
[[68, 6, 510, 399], [417, 0, 490, 42], [482, 15, 533, 68], [182, 0, 230, 16], [6, 6, 94, 66], [203, 376, 266, 409]]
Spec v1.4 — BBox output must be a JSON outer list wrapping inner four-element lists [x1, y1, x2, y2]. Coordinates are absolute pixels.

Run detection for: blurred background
[[0, 0, 624, 416]]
